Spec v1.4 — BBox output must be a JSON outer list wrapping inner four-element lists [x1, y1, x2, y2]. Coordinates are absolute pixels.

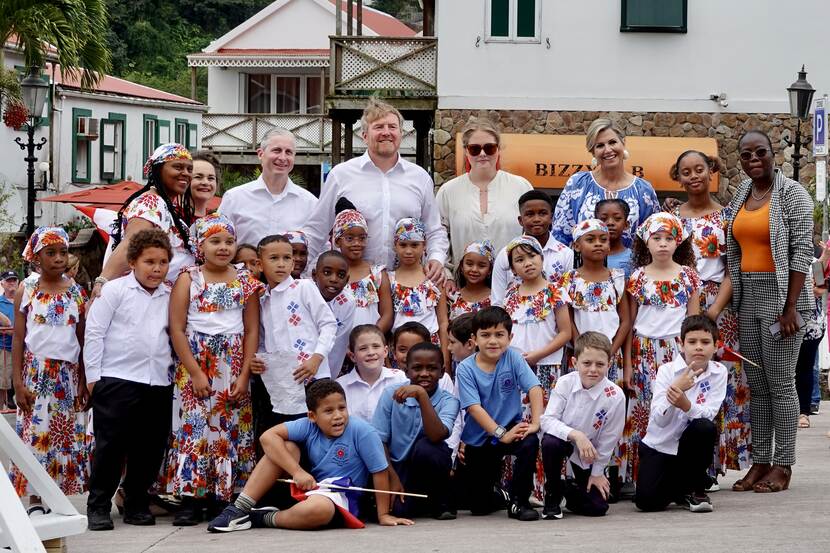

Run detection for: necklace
[[750, 184, 772, 202]]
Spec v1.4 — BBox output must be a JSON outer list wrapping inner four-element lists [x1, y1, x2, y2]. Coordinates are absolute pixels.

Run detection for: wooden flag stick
[[723, 347, 761, 368], [277, 478, 428, 498]]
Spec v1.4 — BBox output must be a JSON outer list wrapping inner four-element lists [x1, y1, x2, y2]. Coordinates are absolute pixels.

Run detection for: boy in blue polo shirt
[[0, 270, 18, 411], [208, 380, 413, 532], [456, 306, 544, 521], [372, 343, 460, 520]]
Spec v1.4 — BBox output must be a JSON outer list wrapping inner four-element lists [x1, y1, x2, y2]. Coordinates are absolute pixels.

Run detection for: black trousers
[[391, 436, 453, 518], [796, 337, 821, 416], [87, 377, 172, 513], [464, 427, 539, 512], [634, 418, 717, 512], [541, 434, 608, 516]]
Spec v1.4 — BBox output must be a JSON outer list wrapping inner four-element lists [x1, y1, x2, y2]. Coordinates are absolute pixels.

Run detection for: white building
[[1, 39, 205, 232], [433, 0, 830, 194]]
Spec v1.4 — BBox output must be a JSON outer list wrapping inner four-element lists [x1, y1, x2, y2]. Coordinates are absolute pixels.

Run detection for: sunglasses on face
[[466, 143, 499, 156], [739, 148, 769, 161]]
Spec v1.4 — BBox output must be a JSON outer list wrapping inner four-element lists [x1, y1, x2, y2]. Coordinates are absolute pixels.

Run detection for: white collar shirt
[[219, 175, 319, 247], [327, 290, 357, 379], [540, 372, 625, 475], [303, 152, 449, 268], [84, 272, 173, 386], [643, 357, 728, 455], [491, 232, 574, 306], [337, 367, 409, 423]]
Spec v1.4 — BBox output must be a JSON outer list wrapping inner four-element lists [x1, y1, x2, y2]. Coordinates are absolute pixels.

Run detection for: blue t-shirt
[[456, 347, 541, 447], [284, 416, 388, 488], [607, 248, 633, 281], [0, 295, 14, 350], [372, 384, 460, 463]]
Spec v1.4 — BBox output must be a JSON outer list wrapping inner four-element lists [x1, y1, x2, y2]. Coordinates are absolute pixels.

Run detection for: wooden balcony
[[328, 36, 438, 112], [201, 113, 416, 160]]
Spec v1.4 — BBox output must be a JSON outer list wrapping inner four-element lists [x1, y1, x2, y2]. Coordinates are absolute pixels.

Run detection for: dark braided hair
[[111, 163, 195, 252]]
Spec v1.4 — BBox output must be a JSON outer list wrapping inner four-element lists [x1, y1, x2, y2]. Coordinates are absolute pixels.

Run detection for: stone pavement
[[63, 416, 830, 553]]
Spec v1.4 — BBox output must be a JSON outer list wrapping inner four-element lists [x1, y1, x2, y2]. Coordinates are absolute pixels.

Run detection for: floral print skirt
[[700, 280, 752, 473], [619, 335, 682, 484], [9, 350, 89, 496], [164, 330, 254, 501]]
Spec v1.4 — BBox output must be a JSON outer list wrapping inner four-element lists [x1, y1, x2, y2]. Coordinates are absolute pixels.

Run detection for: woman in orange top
[[726, 130, 814, 494]]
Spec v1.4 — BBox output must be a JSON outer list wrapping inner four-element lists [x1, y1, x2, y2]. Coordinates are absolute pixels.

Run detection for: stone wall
[[433, 110, 817, 202]]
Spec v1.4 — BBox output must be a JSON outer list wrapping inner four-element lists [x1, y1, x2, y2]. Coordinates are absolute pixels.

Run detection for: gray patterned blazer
[[726, 169, 815, 313]]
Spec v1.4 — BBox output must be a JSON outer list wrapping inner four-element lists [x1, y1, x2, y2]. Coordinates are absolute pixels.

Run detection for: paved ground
[[58, 414, 830, 553]]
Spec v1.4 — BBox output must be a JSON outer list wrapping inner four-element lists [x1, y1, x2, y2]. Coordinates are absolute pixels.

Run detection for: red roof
[[329, 0, 416, 36], [55, 72, 201, 105], [41, 181, 220, 211], [4, 34, 58, 56], [212, 48, 329, 56]]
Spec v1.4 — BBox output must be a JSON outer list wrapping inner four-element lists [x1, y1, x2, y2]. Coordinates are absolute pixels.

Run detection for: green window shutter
[[490, 0, 509, 37], [175, 118, 189, 145], [71, 108, 92, 183], [516, 0, 536, 38], [188, 124, 198, 150], [621, 0, 687, 33]]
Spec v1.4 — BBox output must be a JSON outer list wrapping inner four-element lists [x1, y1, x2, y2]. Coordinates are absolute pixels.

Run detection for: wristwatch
[[492, 425, 507, 441]]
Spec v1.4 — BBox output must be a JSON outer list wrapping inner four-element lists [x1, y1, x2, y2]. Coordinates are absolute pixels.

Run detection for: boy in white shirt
[[540, 332, 625, 520], [312, 250, 355, 379], [84, 230, 175, 531], [635, 315, 726, 513]]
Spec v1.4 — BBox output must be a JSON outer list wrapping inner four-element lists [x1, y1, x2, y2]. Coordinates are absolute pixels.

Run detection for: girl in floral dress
[[166, 213, 263, 525], [501, 235, 571, 501], [671, 150, 751, 478], [388, 218, 442, 344], [332, 199, 393, 333], [438, 240, 494, 373], [10, 227, 89, 510], [621, 213, 700, 484]]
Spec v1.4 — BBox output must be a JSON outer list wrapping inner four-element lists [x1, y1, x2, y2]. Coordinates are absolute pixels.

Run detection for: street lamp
[[787, 65, 816, 182], [15, 66, 49, 237]]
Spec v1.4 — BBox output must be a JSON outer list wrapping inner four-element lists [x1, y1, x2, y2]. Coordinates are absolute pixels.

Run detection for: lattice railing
[[331, 36, 437, 97], [202, 114, 416, 153]]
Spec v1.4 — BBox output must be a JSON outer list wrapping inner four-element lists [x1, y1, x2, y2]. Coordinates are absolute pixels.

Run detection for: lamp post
[[14, 67, 49, 238], [787, 65, 816, 182]]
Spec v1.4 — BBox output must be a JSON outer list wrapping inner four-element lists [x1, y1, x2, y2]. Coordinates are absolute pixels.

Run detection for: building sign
[[455, 134, 720, 192]]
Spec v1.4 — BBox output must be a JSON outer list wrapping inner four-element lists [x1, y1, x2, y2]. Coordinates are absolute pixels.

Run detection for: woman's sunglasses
[[739, 148, 769, 161], [466, 143, 499, 156]]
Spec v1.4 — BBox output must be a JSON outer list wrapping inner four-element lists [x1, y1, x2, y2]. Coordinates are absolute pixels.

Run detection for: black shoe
[[507, 501, 539, 521], [173, 505, 202, 526], [87, 509, 114, 531], [678, 493, 713, 513], [541, 495, 564, 520], [432, 509, 457, 521], [123, 510, 155, 526], [207, 505, 252, 533]]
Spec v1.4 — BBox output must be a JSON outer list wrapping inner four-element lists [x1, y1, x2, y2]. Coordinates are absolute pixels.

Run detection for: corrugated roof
[[55, 72, 202, 105], [328, 0, 416, 37]]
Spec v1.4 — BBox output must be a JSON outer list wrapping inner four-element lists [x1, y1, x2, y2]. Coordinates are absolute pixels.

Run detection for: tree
[[0, 0, 111, 91]]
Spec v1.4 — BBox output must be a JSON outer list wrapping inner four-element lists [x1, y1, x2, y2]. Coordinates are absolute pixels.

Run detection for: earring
[[623, 150, 630, 160], [591, 157, 598, 166]]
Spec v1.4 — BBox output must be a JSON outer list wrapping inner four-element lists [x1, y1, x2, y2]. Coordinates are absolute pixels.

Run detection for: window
[[621, 0, 687, 33], [71, 108, 92, 183], [306, 76, 323, 114], [175, 118, 189, 147], [143, 114, 158, 170], [188, 124, 198, 150], [158, 120, 171, 144], [486, 0, 540, 42], [100, 113, 125, 182], [247, 74, 271, 113], [276, 77, 301, 113]]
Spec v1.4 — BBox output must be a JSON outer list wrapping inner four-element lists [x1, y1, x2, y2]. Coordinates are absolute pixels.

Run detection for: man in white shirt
[[635, 315, 726, 514], [540, 332, 625, 520], [219, 128, 318, 247], [303, 99, 449, 283]]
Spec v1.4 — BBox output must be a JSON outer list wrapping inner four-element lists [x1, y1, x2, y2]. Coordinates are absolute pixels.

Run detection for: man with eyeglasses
[[303, 99, 449, 284]]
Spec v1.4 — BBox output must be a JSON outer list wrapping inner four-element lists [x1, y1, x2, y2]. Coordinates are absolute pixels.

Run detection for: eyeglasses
[[739, 148, 769, 161], [466, 143, 499, 156]]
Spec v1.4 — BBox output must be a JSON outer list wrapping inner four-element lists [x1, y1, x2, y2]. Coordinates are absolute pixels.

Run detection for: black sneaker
[[123, 510, 155, 526], [432, 509, 457, 521], [173, 504, 202, 526], [810, 404, 820, 415], [541, 495, 564, 520], [207, 505, 252, 533], [249, 506, 279, 528], [87, 509, 114, 531], [507, 501, 540, 521], [679, 493, 713, 513]]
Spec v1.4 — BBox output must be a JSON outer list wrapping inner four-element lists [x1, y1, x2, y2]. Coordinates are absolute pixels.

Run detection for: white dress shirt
[[642, 357, 727, 455], [337, 367, 409, 422], [259, 276, 338, 414], [491, 233, 574, 306], [219, 176, 319, 247], [84, 272, 173, 386], [540, 372, 625, 476], [327, 290, 357, 379], [436, 170, 532, 272], [303, 152, 449, 269]]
